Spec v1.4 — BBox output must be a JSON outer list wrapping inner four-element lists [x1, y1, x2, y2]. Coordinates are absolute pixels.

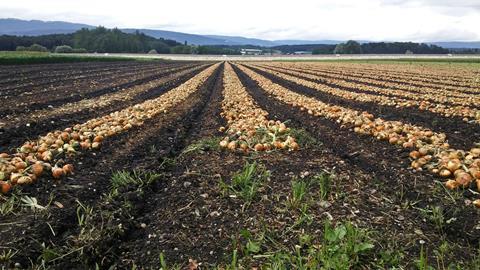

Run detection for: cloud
[[0, 0, 479, 41]]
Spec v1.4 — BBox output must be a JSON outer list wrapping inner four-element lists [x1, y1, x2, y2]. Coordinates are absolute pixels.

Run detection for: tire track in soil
[[0, 64, 223, 269], [233, 64, 480, 260], [0, 65, 209, 151], [244, 64, 480, 151], [0, 63, 198, 117]]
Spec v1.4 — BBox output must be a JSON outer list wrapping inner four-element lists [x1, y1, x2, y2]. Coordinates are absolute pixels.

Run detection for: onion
[[63, 164, 74, 175], [92, 142, 101, 149], [446, 159, 461, 172], [473, 199, 480, 209], [455, 172, 473, 187], [32, 163, 44, 177], [439, 169, 451, 178], [445, 179, 459, 190], [17, 176, 32, 185], [227, 141, 237, 151], [254, 144, 265, 151], [219, 140, 228, 148], [0, 181, 12, 194], [290, 141, 300, 151], [93, 135, 104, 143], [52, 167, 64, 179]]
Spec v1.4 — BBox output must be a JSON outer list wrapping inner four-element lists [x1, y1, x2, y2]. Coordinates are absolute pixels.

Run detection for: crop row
[[1, 65, 207, 130], [0, 61, 164, 87], [297, 62, 479, 91], [235, 64, 480, 206], [219, 63, 298, 153], [246, 64, 480, 124], [321, 62, 479, 86], [262, 62, 479, 99], [0, 63, 220, 193], [0, 62, 170, 94]]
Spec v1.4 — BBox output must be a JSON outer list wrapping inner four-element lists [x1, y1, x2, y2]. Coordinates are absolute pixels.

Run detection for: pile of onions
[[219, 63, 298, 153], [0, 64, 220, 193], [236, 63, 480, 204]]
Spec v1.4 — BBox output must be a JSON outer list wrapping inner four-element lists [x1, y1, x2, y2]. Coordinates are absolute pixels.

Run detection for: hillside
[[1, 18, 480, 49]]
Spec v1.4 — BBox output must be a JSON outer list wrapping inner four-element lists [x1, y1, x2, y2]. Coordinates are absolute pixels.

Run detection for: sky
[[1, 0, 479, 41]]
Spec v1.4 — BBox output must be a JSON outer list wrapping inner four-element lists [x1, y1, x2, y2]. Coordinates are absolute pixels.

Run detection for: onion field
[[0, 60, 479, 269]]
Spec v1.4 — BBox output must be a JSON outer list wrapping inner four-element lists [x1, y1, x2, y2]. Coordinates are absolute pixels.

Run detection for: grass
[[313, 172, 332, 200], [221, 161, 270, 209], [288, 179, 309, 209], [288, 128, 320, 148], [181, 136, 222, 156], [0, 51, 136, 65], [235, 220, 375, 269]]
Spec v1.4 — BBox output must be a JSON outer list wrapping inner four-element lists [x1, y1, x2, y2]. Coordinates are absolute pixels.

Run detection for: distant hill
[[428, 42, 480, 49], [121, 29, 228, 46], [0, 18, 93, 36], [1, 18, 480, 49]]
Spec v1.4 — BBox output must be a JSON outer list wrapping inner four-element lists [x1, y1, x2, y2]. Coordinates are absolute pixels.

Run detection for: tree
[[54, 45, 73, 53], [334, 40, 362, 54]]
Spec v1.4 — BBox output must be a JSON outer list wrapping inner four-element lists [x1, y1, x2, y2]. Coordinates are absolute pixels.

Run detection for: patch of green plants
[[312, 172, 332, 200], [288, 128, 320, 148], [181, 136, 222, 156], [0, 193, 20, 216], [111, 171, 161, 189], [0, 51, 135, 65], [257, 221, 374, 269], [220, 161, 270, 210], [287, 179, 309, 209]]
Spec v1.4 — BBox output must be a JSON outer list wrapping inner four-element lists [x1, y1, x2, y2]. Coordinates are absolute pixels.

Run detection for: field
[[0, 58, 479, 269]]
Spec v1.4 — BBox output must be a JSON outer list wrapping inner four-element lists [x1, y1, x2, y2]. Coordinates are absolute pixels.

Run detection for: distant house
[[241, 49, 263, 55], [293, 51, 312, 55]]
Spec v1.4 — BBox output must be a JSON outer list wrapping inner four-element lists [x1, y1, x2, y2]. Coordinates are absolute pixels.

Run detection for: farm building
[[240, 48, 263, 55]]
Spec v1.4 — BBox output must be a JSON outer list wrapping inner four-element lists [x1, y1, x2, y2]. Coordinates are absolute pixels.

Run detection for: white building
[[240, 49, 263, 55]]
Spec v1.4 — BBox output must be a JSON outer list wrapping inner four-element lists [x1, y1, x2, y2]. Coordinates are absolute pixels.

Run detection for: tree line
[[0, 28, 459, 55], [332, 40, 449, 54], [0, 27, 190, 54]]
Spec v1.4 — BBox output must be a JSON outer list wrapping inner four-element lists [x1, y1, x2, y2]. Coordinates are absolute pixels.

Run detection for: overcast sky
[[1, 0, 479, 41]]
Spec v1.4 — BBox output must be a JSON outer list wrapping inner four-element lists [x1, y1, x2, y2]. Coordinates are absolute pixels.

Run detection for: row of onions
[[219, 63, 298, 153], [1, 62, 173, 100], [261, 62, 477, 100], [235, 63, 480, 208], [3, 65, 206, 130], [291, 62, 479, 93], [248, 64, 480, 124], [0, 63, 220, 194], [305, 62, 478, 90]]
